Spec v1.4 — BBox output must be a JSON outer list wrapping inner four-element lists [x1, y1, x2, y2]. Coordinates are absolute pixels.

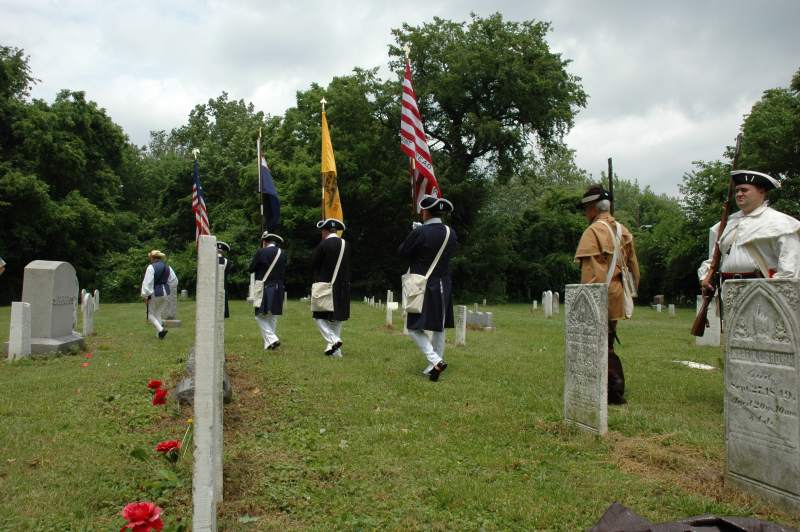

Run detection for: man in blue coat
[[311, 218, 351, 358], [249, 232, 287, 350], [398, 195, 457, 381]]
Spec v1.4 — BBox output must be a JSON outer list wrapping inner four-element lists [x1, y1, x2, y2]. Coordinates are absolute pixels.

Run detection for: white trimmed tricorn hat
[[216, 241, 231, 253], [316, 218, 346, 231], [731, 170, 781, 190], [418, 194, 454, 213], [260, 231, 284, 243]]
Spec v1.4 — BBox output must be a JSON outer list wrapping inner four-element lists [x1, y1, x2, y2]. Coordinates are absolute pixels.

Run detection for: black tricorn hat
[[731, 170, 781, 190], [216, 241, 231, 253], [316, 218, 346, 231], [260, 231, 284, 243], [418, 194, 454, 213], [578, 184, 612, 209]]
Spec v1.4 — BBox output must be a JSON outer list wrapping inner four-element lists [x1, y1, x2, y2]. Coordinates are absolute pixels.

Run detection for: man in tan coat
[[575, 184, 640, 404]]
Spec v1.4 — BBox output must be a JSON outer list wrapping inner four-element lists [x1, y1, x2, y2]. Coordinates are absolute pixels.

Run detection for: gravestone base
[[25, 333, 85, 354], [164, 319, 182, 328], [726, 474, 800, 514]]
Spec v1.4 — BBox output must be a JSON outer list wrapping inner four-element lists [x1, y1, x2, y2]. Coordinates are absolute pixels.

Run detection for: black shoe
[[158, 329, 168, 340], [270, 341, 280, 350], [608, 395, 627, 405], [429, 362, 448, 382]]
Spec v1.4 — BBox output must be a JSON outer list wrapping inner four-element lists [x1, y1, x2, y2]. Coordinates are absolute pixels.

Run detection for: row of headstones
[[563, 280, 800, 513]]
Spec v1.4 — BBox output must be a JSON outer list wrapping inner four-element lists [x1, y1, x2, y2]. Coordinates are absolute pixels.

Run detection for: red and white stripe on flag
[[192, 169, 210, 245], [400, 60, 441, 211]]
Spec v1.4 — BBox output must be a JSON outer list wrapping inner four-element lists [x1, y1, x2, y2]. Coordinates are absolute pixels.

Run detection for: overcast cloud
[[2, 0, 798, 196]]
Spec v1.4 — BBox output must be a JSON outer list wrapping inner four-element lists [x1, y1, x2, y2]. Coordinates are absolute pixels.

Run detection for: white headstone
[[213, 262, 225, 499], [246, 273, 255, 303], [656, 303, 662, 313], [723, 279, 800, 512], [193, 235, 221, 530], [482, 298, 487, 306], [455, 305, 467, 346], [533, 300, 538, 310], [386, 290, 393, 304], [564, 283, 608, 435], [80, 289, 87, 306], [473, 303, 479, 313], [181, 289, 189, 300], [163, 285, 182, 328], [284, 291, 288, 306], [20, 261, 84, 353], [553, 292, 560, 315], [695, 295, 721, 347], [93, 289, 99, 310], [7, 302, 31, 361], [544, 291, 553, 318], [385, 301, 393, 326], [668, 304, 675, 317], [82, 293, 94, 336]]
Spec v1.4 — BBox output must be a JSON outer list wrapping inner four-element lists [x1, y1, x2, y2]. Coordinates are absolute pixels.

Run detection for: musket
[[691, 133, 743, 336]]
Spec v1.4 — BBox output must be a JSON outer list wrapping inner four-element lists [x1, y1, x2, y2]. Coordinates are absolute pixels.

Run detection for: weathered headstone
[[19, 261, 84, 353], [246, 273, 255, 304], [213, 261, 225, 499], [163, 287, 182, 328], [455, 305, 466, 346], [7, 302, 31, 361], [482, 298, 487, 306], [387, 289, 393, 304], [466, 311, 496, 331], [668, 304, 675, 317], [723, 279, 800, 512], [175, 346, 232, 406], [193, 235, 222, 530], [82, 293, 94, 336], [80, 289, 87, 307], [473, 303, 479, 313], [181, 289, 189, 300], [563, 284, 608, 436], [695, 295, 721, 347], [544, 291, 553, 319], [553, 292, 560, 315], [284, 291, 288, 307], [533, 300, 538, 310], [654, 294, 665, 305], [93, 289, 100, 310], [385, 301, 398, 326], [656, 303, 662, 313]]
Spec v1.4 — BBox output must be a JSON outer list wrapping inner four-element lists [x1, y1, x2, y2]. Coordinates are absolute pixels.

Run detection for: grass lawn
[[0, 300, 797, 531]]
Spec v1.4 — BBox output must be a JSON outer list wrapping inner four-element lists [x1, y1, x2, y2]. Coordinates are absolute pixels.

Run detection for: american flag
[[399, 59, 441, 212], [192, 159, 210, 244]]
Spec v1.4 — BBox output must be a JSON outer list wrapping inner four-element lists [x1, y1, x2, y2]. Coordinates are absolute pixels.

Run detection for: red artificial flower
[[85, 353, 93, 359], [152, 388, 168, 406], [155, 440, 181, 454], [81, 362, 90, 368], [119, 501, 164, 532], [147, 380, 162, 390]]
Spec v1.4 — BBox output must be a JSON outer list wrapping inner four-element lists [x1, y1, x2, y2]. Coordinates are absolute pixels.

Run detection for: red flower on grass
[[81, 362, 90, 368], [85, 353, 93, 359], [152, 388, 168, 406], [147, 380, 162, 390], [119, 501, 163, 532], [155, 440, 181, 454]]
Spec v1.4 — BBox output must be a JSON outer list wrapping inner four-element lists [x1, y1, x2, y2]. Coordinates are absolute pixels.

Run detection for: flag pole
[[404, 43, 418, 220], [258, 128, 265, 233], [320, 97, 327, 220]]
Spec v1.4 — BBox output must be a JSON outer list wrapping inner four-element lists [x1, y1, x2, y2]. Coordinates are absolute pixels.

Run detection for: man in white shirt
[[698, 170, 800, 290], [141, 250, 179, 339]]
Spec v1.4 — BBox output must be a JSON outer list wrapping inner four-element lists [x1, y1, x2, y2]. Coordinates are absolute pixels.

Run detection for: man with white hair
[[698, 170, 800, 288], [575, 184, 640, 405], [141, 250, 178, 339]]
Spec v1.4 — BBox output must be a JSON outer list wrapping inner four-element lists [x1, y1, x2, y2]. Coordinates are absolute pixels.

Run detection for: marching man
[[398, 195, 457, 381], [141, 250, 178, 339], [250, 232, 287, 350], [311, 218, 351, 358]]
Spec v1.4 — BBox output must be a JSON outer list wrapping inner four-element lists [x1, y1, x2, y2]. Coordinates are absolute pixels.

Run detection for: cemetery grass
[[0, 302, 798, 531]]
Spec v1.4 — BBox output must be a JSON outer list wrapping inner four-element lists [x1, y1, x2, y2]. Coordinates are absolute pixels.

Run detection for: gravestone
[[181, 289, 189, 300], [668, 304, 675, 317], [93, 289, 100, 310], [723, 279, 800, 512], [82, 293, 94, 336], [543, 291, 553, 319], [385, 301, 398, 326], [533, 300, 538, 310], [695, 295, 721, 347], [473, 303, 479, 313], [193, 235, 223, 530], [387, 289, 393, 304], [563, 284, 608, 435], [284, 291, 288, 307], [553, 292, 560, 315], [174, 345, 232, 406], [466, 311, 495, 331], [163, 287, 182, 328], [455, 305, 466, 346], [7, 302, 31, 361], [80, 289, 87, 306], [654, 294, 665, 305], [20, 261, 84, 353], [246, 273, 255, 304], [482, 298, 487, 306], [656, 303, 662, 313]]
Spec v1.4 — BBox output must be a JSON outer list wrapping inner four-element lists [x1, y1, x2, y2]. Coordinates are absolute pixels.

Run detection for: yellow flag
[[321, 110, 343, 224]]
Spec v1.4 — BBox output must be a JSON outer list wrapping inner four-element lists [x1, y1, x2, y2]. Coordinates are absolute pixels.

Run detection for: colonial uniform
[[575, 186, 640, 403], [312, 219, 351, 357], [399, 195, 457, 381], [698, 171, 800, 283], [249, 233, 287, 350], [141, 250, 179, 339], [217, 241, 232, 319]]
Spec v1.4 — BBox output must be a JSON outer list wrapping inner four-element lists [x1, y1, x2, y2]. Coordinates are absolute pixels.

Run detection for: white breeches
[[314, 319, 343, 355], [255, 314, 279, 348], [147, 297, 167, 333], [409, 329, 445, 367]]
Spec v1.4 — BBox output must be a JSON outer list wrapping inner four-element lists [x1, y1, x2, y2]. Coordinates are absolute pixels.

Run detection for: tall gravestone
[[193, 235, 222, 531], [723, 279, 800, 512], [93, 289, 100, 310], [82, 293, 94, 336], [564, 284, 608, 435], [7, 302, 32, 361], [543, 291, 553, 318], [455, 305, 466, 346], [695, 295, 722, 347], [164, 286, 182, 328], [246, 273, 255, 304], [553, 292, 560, 315], [668, 304, 675, 317], [20, 261, 84, 353]]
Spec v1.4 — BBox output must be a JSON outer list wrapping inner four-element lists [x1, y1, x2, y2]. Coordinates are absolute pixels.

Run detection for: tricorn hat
[[418, 194, 454, 213], [578, 184, 612, 208], [316, 218, 346, 231], [731, 170, 781, 190], [216, 241, 230, 253], [260, 231, 284, 243]]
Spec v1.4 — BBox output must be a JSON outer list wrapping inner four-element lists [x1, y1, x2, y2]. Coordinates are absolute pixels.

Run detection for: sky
[[2, 0, 799, 196]]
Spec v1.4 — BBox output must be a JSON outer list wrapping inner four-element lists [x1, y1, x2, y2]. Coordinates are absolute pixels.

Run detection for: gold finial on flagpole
[[403, 43, 411, 61], [320, 97, 327, 112], [191, 148, 200, 160]]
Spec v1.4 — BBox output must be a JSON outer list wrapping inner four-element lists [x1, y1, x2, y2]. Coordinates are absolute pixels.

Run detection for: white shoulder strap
[[331, 240, 346, 284], [261, 249, 282, 283], [424, 226, 451, 279], [598, 221, 622, 285]]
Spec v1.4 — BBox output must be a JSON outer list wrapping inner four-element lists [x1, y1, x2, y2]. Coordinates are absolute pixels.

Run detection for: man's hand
[[412, 222, 422, 230], [701, 281, 715, 297]]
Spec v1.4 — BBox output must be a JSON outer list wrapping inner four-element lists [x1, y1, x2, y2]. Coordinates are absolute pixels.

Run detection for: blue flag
[[258, 138, 280, 230]]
